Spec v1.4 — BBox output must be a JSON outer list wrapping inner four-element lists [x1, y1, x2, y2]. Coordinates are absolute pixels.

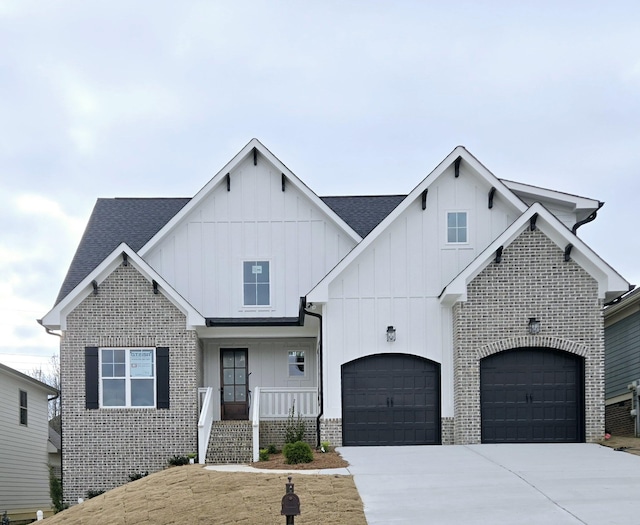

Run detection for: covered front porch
[[196, 336, 321, 463]]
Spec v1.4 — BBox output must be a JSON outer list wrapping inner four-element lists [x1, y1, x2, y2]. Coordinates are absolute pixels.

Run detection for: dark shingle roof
[[55, 198, 190, 304], [55, 194, 406, 305], [321, 195, 406, 238]]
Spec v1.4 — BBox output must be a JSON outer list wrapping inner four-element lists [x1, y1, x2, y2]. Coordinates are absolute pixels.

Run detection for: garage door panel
[[342, 354, 441, 446], [481, 348, 584, 443]]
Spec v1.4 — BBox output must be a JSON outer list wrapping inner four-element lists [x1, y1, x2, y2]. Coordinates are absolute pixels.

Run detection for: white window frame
[[99, 348, 156, 408], [242, 260, 271, 307], [288, 350, 306, 378], [446, 211, 469, 244]]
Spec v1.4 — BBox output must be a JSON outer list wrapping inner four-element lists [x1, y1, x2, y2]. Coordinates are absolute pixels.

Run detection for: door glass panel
[[223, 369, 234, 385], [235, 386, 246, 401], [224, 386, 235, 402], [223, 353, 234, 368], [235, 353, 245, 367], [235, 369, 246, 384]]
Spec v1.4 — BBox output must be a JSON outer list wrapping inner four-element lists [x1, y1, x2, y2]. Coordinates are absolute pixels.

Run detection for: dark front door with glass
[[221, 349, 248, 420]]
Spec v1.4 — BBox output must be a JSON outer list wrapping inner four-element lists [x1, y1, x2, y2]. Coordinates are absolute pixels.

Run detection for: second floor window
[[243, 261, 270, 306], [447, 212, 468, 243], [19, 390, 27, 426]]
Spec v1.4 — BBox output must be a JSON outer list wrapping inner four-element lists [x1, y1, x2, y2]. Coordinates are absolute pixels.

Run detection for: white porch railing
[[197, 387, 214, 465], [251, 387, 319, 462]]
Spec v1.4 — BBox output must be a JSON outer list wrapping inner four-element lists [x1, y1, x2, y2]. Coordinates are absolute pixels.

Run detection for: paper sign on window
[[130, 350, 153, 377], [252, 265, 262, 274]]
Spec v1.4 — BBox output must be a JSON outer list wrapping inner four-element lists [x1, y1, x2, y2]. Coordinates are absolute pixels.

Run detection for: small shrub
[[320, 441, 331, 453], [284, 402, 307, 444], [49, 466, 66, 513], [259, 448, 270, 461], [86, 489, 105, 499], [128, 471, 149, 482], [267, 444, 278, 454], [283, 441, 313, 464], [168, 455, 190, 466]]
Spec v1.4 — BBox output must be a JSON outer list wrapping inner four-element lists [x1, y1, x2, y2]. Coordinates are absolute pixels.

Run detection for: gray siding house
[[0, 363, 59, 521], [604, 288, 640, 435], [41, 139, 631, 505]]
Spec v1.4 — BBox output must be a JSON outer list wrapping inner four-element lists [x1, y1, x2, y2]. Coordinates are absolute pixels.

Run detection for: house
[[604, 287, 640, 436], [0, 363, 59, 521], [41, 139, 630, 505]]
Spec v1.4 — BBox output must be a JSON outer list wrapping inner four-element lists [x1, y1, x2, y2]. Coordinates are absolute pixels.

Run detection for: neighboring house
[[0, 363, 59, 521], [48, 427, 62, 480], [41, 139, 631, 505], [604, 287, 640, 436]]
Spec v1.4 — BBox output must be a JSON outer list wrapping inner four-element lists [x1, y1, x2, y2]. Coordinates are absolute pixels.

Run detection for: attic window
[[447, 212, 468, 243], [243, 261, 270, 306]]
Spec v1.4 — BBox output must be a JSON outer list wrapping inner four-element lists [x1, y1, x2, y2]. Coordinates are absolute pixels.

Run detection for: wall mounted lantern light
[[528, 317, 541, 335], [386, 325, 396, 342]]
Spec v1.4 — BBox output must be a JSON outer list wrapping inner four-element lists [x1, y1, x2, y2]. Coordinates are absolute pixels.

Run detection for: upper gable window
[[447, 212, 468, 243], [19, 390, 27, 426], [100, 348, 156, 408], [243, 261, 270, 306]]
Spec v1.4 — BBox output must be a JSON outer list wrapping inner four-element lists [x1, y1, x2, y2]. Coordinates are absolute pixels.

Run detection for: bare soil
[[598, 435, 640, 456], [42, 451, 364, 525]]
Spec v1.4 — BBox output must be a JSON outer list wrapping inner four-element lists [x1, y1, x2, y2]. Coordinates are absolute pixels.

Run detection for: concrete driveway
[[339, 444, 640, 525]]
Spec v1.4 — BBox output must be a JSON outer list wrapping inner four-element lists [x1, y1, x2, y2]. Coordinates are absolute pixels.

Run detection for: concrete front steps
[[206, 420, 253, 464]]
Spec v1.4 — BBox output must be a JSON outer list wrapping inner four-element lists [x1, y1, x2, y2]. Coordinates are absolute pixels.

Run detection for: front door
[[221, 348, 248, 420]]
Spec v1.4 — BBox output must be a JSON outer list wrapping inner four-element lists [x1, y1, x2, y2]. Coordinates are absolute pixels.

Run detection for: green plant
[[86, 488, 105, 499], [168, 455, 190, 466], [320, 441, 331, 453], [284, 401, 307, 444], [259, 448, 270, 461], [128, 471, 149, 482], [267, 444, 278, 454], [283, 440, 313, 464], [187, 452, 197, 459], [49, 466, 66, 513]]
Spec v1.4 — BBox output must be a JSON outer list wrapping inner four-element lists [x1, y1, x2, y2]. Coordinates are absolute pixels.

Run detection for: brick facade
[[61, 263, 198, 505], [453, 229, 605, 444], [605, 399, 635, 436]]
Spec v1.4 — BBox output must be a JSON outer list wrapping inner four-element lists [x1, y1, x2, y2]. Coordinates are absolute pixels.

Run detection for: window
[[19, 390, 27, 426], [288, 351, 305, 377], [243, 261, 270, 306], [100, 348, 156, 407], [447, 212, 467, 243]]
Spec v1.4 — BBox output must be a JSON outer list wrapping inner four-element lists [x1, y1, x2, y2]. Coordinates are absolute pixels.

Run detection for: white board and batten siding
[[0, 366, 57, 517], [145, 155, 356, 318], [322, 162, 524, 419]]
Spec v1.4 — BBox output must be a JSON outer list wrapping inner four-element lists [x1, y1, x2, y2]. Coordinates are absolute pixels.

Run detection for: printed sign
[[130, 350, 153, 377], [252, 265, 262, 274]]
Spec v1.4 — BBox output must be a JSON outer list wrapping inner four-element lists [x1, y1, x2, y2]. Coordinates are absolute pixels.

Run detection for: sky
[[1, 1, 639, 376]]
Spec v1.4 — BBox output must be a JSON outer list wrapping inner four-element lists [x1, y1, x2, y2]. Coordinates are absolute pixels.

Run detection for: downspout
[[303, 302, 323, 448]]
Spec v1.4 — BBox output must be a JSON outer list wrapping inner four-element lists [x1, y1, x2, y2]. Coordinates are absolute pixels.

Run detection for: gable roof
[[439, 203, 630, 305], [43, 243, 205, 331], [55, 198, 190, 304], [138, 138, 362, 257], [321, 195, 405, 238], [307, 146, 529, 302], [0, 363, 59, 396]]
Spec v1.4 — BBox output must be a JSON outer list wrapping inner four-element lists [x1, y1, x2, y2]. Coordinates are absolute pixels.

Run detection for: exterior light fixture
[[528, 317, 541, 335], [386, 326, 396, 342]]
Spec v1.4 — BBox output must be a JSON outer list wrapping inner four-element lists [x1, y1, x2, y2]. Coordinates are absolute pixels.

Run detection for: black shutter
[[85, 347, 99, 409], [156, 347, 170, 409]]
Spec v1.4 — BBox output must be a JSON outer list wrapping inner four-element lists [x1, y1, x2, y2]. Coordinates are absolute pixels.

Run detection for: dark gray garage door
[[481, 348, 584, 443], [342, 353, 441, 446]]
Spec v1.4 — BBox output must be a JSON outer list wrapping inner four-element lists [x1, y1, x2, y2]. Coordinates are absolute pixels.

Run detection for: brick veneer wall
[[259, 419, 317, 448], [320, 418, 342, 447], [605, 399, 635, 436], [61, 264, 198, 505], [453, 229, 605, 444]]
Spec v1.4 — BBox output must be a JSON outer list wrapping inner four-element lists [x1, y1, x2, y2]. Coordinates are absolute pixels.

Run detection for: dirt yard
[[598, 435, 640, 456], [42, 451, 365, 525]]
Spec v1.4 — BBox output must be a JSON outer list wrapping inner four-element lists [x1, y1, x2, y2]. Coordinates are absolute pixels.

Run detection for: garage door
[[342, 354, 441, 446], [480, 348, 584, 443]]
